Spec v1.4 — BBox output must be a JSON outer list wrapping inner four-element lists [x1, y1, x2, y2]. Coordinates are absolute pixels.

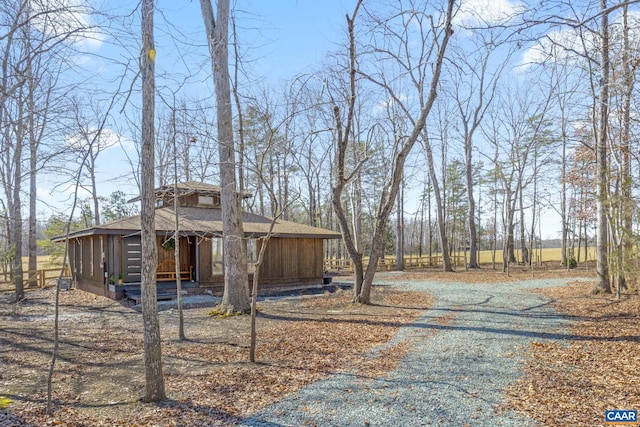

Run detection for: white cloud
[[36, 187, 55, 203], [372, 93, 410, 116], [65, 127, 124, 152], [31, 0, 104, 52], [61, 183, 92, 200], [454, 0, 524, 27], [520, 10, 640, 69], [520, 29, 591, 67]]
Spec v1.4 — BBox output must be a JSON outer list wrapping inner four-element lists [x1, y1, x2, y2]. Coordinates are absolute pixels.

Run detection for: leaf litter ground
[[502, 279, 640, 426], [0, 284, 432, 426], [1, 265, 637, 426]]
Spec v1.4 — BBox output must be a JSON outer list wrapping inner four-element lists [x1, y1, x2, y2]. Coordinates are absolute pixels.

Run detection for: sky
[[36, 0, 598, 240], [39, 0, 355, 216]]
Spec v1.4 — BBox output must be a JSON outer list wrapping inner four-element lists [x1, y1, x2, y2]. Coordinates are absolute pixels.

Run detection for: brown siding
[[181, 194, 199, 207], [197, 237, 323, 289], [258, 238, 323, 283], [93, 236, 103, 282], [160, 193, 221, 208], [73, 233, 326, 298]]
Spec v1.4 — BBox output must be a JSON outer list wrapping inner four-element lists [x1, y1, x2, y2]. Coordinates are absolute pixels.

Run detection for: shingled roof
[[56, 206, 341, 240]]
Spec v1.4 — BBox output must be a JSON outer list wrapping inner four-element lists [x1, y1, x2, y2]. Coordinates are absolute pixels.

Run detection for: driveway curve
[[241, 275, 577, 427]]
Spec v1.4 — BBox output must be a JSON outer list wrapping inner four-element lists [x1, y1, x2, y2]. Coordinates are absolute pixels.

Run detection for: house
[[56, 181, 341, 300]]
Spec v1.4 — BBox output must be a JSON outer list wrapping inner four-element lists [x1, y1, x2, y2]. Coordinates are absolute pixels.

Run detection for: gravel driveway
[[240, 275, 577, 427]]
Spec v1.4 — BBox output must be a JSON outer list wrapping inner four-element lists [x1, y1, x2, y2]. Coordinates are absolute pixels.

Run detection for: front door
[[122, 236, 142, 283]]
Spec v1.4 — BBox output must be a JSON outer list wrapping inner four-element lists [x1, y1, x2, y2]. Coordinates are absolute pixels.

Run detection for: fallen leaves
[[1, 286, 433, 426], [503, 280, 640, 426]]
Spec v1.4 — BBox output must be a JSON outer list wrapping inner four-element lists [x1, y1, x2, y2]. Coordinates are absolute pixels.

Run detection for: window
[[211, 237, 223, 275], [247, 239, 258, 273], [212, 237, 260, 275], [199, 195, 214, 206]]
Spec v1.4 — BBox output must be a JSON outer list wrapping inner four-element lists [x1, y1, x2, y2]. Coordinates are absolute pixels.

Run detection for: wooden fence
[[325, 254, 467, 272], [0, 267, 71, 292]]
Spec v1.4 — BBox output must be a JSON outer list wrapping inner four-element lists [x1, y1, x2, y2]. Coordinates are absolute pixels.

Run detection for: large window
[[211, 237, 259, 275], [212, 238, 223, 275]]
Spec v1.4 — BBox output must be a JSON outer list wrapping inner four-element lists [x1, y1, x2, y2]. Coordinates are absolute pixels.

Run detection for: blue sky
[[40, 0, 356, 215], [37, 0, 579, 238], [233, 0, 353, 79]]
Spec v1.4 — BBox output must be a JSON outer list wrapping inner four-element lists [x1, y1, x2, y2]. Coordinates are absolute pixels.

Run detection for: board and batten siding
[[258, 237, 323, 284], [156, 235, 192, 272], [197, 237, 214, 285], [197, 236, 324, 289]]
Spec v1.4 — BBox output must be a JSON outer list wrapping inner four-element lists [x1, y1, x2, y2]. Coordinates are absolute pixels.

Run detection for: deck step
[[123, 289, 176, 303]]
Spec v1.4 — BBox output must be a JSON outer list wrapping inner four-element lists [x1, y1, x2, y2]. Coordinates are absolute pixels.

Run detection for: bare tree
[[200, 0, 250, 314], [67, 97, 122, 226], [140, 0, 165, 402], [422, 99, 454, 272], [447, 26, 513, 268], [331, 0, 455, 304], [594, 0, 611, 294]]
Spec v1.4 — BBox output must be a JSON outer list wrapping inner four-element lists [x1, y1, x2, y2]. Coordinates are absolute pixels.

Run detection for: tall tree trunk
[[518, 184, 527, 264], [90, 154, 100, 225], [10, 155, 23, 301], [395, 175, 404, 271], [465, 138, 478, 268], [10, 101, 24, 302], [200, 0, 250, 312], [529, 153, 538, 266], [618, 3, 633, 293], [172, 109, 185, 341], [330, 1, 365, 300], [595, 0, 611, 294], [424, 134, 453, 272], [560, 109, 568, 267], [28, 145, 37, 288], [27, 52, 37, 288], [140, 0, 165, 402], [231, 14, 245, 197]]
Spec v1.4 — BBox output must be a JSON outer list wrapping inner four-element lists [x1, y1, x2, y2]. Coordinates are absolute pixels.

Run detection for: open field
[[326, 247, 597, 272], [477, 247, 596, 264]]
